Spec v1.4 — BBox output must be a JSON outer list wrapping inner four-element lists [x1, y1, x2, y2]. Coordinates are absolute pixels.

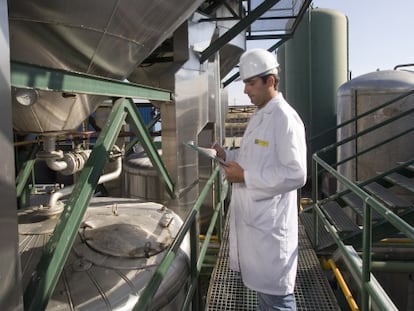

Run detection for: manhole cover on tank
[[82, 213, 172, 259]]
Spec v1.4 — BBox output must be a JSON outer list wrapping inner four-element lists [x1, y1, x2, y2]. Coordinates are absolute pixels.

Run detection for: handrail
[[133, 165, 228, 310], [308, 88, 414, 151], [313, 155, 414, 240], [311, 155, 405, 310], [317, 105, 414, 158], [307, 86, 414, 309]]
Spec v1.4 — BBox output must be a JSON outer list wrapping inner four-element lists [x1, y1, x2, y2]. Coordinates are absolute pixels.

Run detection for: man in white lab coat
[[214, 48, 307, 310]]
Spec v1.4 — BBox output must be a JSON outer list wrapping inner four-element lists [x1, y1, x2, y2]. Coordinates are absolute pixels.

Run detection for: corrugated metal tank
[[278, 8, 348, 161], [18, 197, 190, 310], [337, 70, 414, 183]]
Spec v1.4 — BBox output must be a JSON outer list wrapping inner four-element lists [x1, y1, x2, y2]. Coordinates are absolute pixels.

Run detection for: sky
[[227, 0, 414, 106]]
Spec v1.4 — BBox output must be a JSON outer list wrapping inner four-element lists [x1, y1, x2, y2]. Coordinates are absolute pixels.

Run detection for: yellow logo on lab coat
[[254, 139, 269, 147]]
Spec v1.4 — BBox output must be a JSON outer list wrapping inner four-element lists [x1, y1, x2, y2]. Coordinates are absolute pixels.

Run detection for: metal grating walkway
[[205, 214, 341, 310]]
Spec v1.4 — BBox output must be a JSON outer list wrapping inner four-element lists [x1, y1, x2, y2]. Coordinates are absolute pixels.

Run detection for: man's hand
[[223, 161, 245, 183], [212, 143, 226, 161]]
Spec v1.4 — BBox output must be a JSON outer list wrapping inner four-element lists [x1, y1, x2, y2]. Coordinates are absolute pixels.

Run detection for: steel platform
[[205, 214, 341, 310]]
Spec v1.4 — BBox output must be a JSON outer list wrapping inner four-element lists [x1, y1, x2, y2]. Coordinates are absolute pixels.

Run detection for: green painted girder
[[222, 38, 289, 87], [11, 61, 173, 102], [125, 112, 161, 153], [15, 143, 40, 198], [23, 98, 175, 311], [199, 0, 282, 63], [124, 100, 174, 197]]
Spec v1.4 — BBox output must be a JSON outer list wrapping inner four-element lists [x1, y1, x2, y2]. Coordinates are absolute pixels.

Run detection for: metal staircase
[[300, 87, 414, 310], [301, 159, 414, 255]]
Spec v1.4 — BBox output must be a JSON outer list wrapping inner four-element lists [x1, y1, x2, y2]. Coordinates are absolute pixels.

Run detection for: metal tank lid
[[73, 198, 182, 269], [338, 70, 414, 95]]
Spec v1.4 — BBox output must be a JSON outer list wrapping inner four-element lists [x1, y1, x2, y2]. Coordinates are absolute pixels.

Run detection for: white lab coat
[[225, 93, 307, 296]]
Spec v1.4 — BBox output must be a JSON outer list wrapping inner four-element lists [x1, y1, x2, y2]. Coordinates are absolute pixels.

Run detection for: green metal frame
[[133, 165, 228, 311], [10, 63, 175, 311], [15, 143, 40, 199], [23, 97, 176, 311], [199, 0, 311, 64], [311, 155, 412, 310], [11, 61, 173, 101], [308, 89, 414, 310]]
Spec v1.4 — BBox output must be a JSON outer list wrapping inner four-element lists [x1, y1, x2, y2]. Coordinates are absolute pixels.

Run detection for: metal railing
[[308, 88, 414, 310], [133, 165, 229, 310]]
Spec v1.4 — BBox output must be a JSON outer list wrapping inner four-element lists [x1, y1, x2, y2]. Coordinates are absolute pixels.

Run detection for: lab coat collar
[[256, 92, 283, 115], [245, 93, 282, 136]]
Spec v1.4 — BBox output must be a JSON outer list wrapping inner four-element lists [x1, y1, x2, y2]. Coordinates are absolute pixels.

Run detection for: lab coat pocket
[[242, 194, 281, 230]]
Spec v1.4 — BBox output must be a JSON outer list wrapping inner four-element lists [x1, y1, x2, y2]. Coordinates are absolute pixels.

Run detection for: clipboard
[[184, 141, 227, 166]]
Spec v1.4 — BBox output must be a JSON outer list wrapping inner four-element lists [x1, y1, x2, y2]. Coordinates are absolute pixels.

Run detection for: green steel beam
[[15, 143, 40, 198], [125, 113, 161, 153], [11, 61, 172, 102], [23, 97, 175, 310], [199, 0, 282, 63], [222, 38, 289, 87], [123, 99, 174, 197], [133, 167, 223, 310], [23, 98, 128, 311]]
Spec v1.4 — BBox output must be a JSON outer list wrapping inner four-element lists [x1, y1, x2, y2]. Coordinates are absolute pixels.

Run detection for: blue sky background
[[227, 0, 414, 105]]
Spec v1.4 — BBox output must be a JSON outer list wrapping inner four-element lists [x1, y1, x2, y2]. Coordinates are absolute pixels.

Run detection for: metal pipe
[[182, 171, 229, 310], [315, 204, 398, 310], [370, 261, 414, 273], [46, 158, 68, 171], [48, 148, 122, 208], [313, 154, 414, 240], [323, 258, 359, 311]]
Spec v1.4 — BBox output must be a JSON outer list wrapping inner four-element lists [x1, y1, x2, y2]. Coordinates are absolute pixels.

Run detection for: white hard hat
[[239, 48, 279, 81]]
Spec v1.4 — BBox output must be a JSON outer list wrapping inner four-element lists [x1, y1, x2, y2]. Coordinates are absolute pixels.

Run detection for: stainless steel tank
[[337, 70, 414, 183], [123, 150, 165, 203], [9, 0, 205, 133], [18, 197, 190, 310]]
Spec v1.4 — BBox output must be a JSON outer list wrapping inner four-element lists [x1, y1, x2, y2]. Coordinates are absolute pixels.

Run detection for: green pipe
[[133, 167, 224, 310], [371, 261, 414, 273]]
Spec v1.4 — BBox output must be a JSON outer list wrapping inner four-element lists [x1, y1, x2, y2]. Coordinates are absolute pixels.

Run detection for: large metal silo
[[279, 8, 348, 162], [337, 70, 414, 183], [310, 8, 348, 159]]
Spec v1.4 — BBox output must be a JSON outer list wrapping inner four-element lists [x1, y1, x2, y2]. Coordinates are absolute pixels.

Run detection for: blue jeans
[[257, 292, 296, 311]]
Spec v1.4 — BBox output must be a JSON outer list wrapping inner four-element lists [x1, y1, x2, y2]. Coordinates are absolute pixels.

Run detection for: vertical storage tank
[[277, 44, 286, 96], [337, 70, 414, 183], [279, 8, 348, 163]]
